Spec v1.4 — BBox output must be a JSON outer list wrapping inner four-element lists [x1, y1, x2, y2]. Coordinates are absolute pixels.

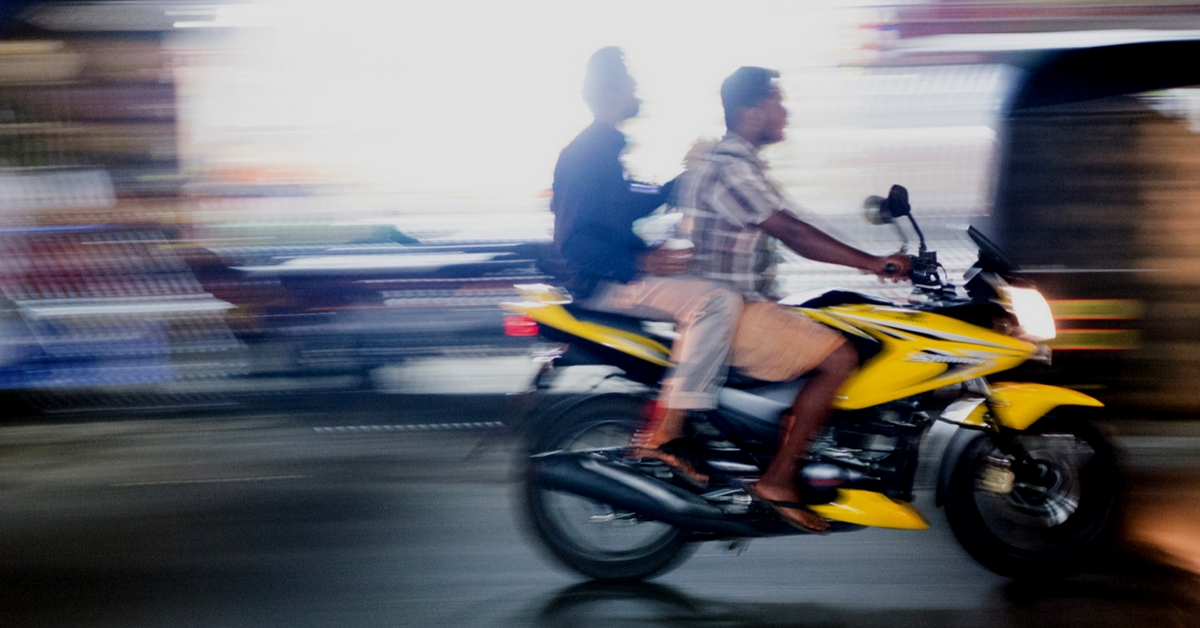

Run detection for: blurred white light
[[1002, 287, 1056, 342], [173, 0, 875, 198]]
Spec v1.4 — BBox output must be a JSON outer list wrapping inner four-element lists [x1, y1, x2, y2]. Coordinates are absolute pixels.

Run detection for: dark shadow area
[[530, 561, 1200, 628]]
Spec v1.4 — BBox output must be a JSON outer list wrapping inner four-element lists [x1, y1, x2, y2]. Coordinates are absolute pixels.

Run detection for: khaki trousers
[[731, 302, 846, 382], [583, 276, 742, 410]]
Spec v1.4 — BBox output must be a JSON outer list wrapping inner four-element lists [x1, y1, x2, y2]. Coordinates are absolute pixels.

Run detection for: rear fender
[[934, 382, 1103, 506]]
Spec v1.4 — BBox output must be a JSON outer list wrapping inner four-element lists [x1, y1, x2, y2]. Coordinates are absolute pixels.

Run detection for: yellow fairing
[[507, 287, 1045, 413], [804, 305, 1037, 410], [503, 298, 673, 367], [961, 382, 1104, 431], [809, 489, 929, 530]]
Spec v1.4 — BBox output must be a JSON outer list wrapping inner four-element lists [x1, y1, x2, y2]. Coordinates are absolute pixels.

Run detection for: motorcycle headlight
[[999, 286, 1056, 342]]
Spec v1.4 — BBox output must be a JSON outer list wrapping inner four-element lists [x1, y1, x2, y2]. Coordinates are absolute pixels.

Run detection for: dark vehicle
[[982, 37, 1200, 421]]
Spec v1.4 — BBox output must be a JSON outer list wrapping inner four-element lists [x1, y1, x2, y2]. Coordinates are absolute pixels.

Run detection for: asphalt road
[[1, 407, 1198, 628]]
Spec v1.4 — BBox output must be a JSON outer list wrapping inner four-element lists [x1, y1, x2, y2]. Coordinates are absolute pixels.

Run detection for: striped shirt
[[677, 133, 790, 302]]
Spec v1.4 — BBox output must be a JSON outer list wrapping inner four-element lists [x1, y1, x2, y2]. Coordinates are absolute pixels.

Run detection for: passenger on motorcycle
[[551, 48, 743, 485], [676, 66, 913, 531]]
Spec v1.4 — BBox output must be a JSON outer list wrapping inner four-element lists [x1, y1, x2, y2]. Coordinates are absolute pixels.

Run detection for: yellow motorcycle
[[502, 186, 1117, 581]]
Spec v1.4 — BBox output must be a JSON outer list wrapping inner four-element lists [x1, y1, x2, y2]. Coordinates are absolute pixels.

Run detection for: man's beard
[[756, 128, 783, 145]]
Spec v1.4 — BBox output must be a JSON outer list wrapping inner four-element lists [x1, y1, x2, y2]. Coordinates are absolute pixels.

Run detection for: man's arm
[[760, 211, 893, 274], [714, 162, 911, 279]]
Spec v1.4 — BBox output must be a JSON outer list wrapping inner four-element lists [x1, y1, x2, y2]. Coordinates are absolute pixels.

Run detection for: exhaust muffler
[[530, 453, 762, 537]]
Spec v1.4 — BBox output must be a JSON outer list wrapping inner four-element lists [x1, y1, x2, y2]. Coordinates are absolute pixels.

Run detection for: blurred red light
[[504, 315, 539, 337]]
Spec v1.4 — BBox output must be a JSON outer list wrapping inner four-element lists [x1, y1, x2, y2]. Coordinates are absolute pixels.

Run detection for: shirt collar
[[712, 133, 764, 168]]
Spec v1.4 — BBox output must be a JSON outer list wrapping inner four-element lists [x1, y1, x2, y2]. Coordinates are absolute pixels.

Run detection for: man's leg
[[730, 302, 854, 531], [752, 342, 857, 531], [582, 277, 742, 481]]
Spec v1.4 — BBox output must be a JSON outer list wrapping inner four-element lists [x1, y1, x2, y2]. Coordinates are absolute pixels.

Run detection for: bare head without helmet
[[721, 66, 788, 146], [582, 46, 640, 124]]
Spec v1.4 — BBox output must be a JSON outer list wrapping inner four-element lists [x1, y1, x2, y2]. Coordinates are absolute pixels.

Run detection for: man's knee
[[819, 342, 858, 379], [701, 286, 742, 321]]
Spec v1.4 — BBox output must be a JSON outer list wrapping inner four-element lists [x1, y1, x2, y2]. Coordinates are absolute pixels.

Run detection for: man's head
[[721, 66, 786, 146], [583, 47, 640, 124]]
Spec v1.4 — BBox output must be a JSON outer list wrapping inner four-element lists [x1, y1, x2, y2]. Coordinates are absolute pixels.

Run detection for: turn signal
[[504, 315, 539, 337]]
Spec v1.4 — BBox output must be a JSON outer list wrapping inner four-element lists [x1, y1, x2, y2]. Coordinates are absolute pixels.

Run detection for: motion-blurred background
[[3, 0, 1199, 411], [3, 2, 1200, 626]]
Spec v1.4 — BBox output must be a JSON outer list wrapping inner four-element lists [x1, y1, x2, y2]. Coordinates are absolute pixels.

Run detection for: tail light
[[504, 314, 539, 337]]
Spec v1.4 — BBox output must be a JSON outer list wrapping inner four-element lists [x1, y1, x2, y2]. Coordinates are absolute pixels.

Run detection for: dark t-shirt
[[552, 120, 672, 299]]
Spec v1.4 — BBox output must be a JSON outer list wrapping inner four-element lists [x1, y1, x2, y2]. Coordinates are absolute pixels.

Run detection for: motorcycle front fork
[[977, 401, 1049, 492]]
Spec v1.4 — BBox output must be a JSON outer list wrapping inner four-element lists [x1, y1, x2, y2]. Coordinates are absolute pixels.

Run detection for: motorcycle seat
[[724, 367, 779, 389]]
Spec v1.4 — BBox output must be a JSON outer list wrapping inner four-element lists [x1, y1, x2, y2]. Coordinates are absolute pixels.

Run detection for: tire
[[944, 412, 1118, 580], [522, 395, 693, 581]]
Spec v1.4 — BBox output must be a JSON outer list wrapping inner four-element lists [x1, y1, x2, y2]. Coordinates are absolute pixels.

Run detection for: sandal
[[628, 438, 709, 488], [746, 481, 830, 534]]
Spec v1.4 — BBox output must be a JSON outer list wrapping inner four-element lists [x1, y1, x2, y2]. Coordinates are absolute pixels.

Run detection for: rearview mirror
[[863, 195, 890, 225], [883, 184, 911, 218], [863, 185, 911, 224]]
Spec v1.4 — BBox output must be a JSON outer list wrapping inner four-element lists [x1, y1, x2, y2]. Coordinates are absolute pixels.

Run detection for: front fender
[[962, 382, 1103, 431], [934, 382, 1103, 506]]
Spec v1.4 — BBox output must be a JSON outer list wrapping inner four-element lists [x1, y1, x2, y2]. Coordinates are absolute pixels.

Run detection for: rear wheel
[[523, 396, 692, 581], [944, 413, 1118, 579]]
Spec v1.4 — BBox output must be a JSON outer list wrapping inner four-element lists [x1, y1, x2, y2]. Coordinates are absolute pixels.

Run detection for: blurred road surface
[[2, 406, 1199, 628]]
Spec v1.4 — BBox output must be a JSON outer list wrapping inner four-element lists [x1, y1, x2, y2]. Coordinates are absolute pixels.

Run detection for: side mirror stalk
[[906, 214, 928, 255]]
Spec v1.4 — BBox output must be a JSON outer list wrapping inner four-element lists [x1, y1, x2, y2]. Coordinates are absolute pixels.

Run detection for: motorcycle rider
[[677, 66, 912, 531], [552, 47, 743, 484]]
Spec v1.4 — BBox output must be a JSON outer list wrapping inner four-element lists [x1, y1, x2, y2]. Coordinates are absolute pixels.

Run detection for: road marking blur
[[112, 474, 305, 487], [312, 422, 503, 433]]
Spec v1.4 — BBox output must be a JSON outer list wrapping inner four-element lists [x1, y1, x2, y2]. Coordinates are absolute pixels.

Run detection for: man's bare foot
[[628, 443, 709, 486], [747, 481, 830, 533]]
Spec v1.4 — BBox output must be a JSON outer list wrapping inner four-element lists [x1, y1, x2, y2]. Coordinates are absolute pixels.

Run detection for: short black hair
[[721, 66, 780, 129], [583, 47, 632, 113]]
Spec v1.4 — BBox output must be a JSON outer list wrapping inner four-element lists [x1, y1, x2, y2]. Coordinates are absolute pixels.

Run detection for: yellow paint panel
[[809, 489, 929, 530], [825, 306, 1035, 410], [1049, 299, 1142, 321], [502, 302, 673, 367], [982, 382, 1104, 431]]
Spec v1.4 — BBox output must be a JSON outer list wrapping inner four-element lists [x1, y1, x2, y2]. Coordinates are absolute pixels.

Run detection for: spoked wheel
[[944, 413, 1119, 580], [523, 396, 692, 581]]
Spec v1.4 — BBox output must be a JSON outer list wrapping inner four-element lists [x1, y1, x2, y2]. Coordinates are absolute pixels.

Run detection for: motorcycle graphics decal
[[905, 351, 988, 365], [828, 306, 1029, 351], [815, 306, 1035, 410]]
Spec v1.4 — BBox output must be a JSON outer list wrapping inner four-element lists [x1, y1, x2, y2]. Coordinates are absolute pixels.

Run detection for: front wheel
[[523, 395, 693, 581], [944, 413, 1118, 580]]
